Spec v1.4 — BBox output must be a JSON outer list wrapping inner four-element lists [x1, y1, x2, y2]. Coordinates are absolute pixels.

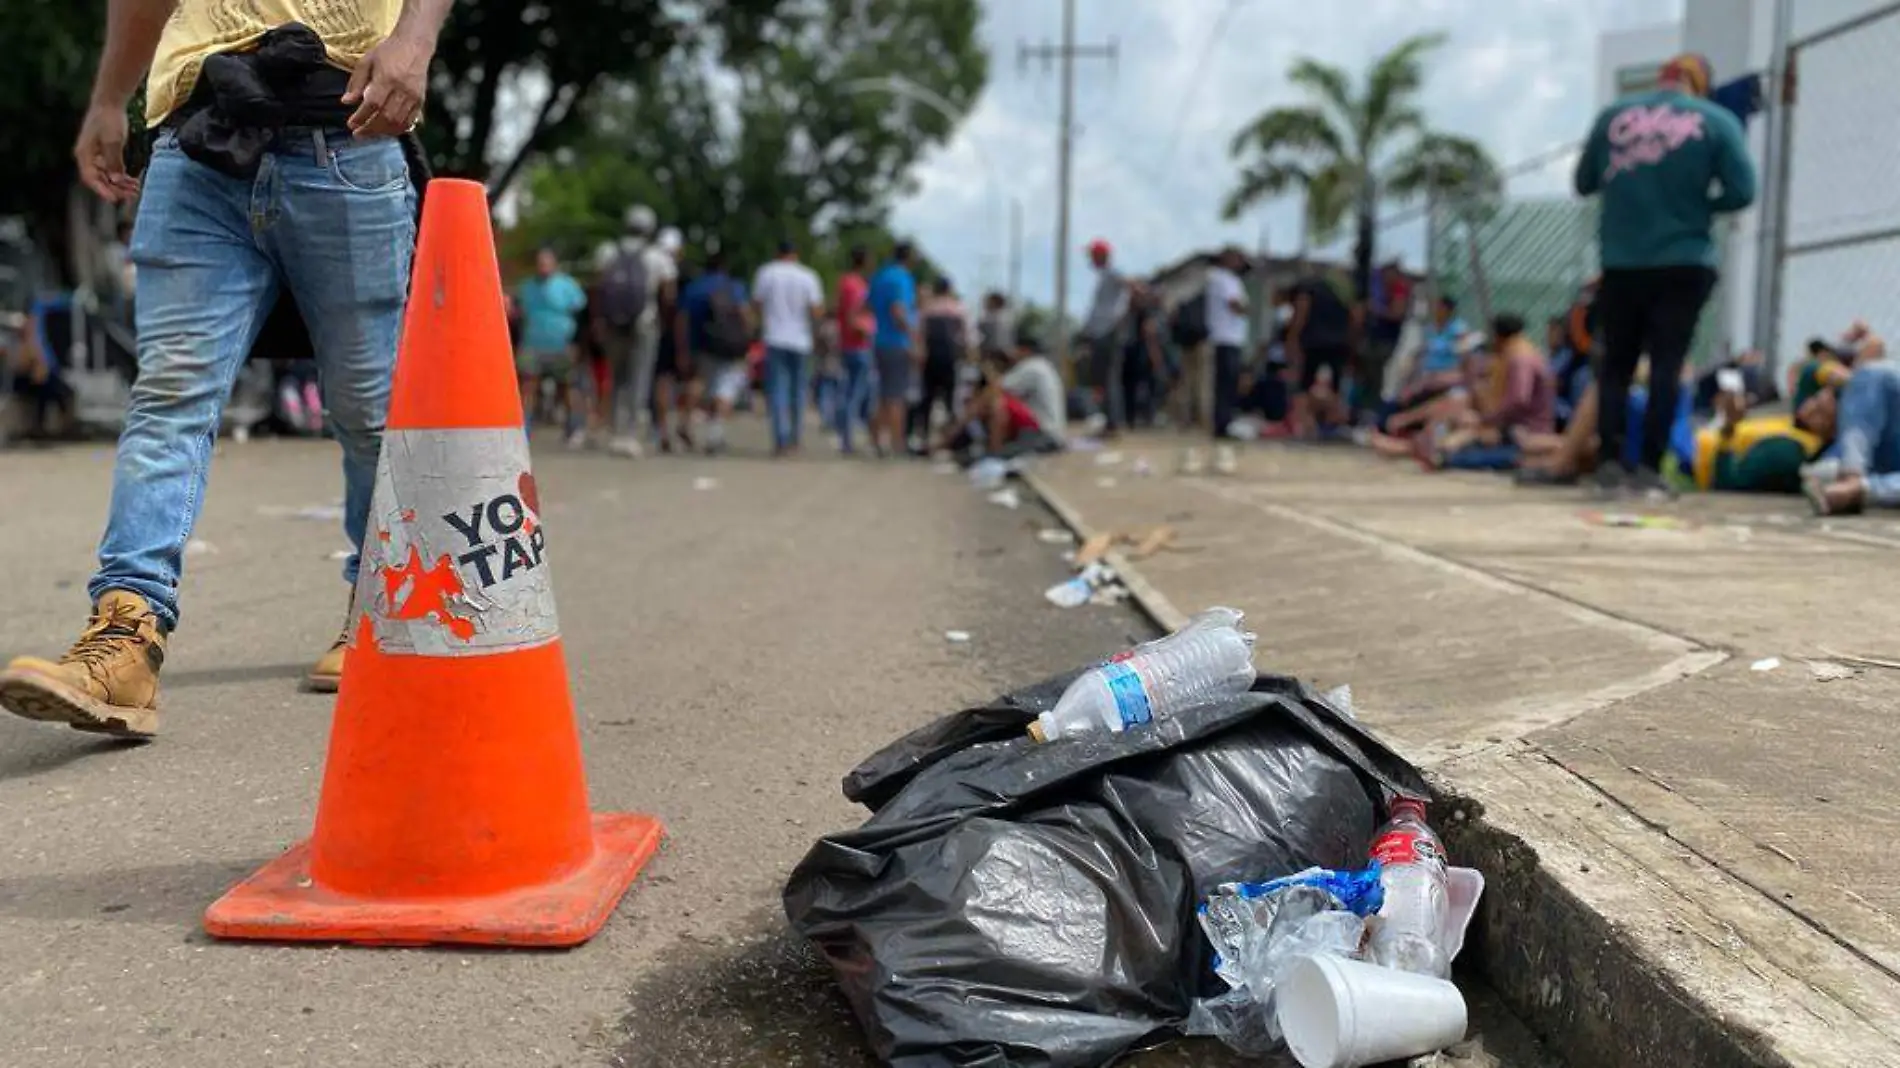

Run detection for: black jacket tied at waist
[[172, 23, 357, 178]]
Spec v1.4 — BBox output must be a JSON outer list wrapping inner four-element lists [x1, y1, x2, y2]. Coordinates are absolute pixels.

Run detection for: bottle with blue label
[[1028, 608, 1257, 743]]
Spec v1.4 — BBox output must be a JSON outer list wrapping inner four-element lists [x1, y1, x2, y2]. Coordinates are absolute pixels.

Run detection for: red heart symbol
[[518, 471, 540, 515]]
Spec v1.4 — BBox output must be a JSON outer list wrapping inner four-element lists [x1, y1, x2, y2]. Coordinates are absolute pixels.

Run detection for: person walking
[[516, 248, 588, 444], [1, 0, 452, 734], [678, 246, 753, 454], [867, 242, 919, 459], [594, 205, 676, 458], [833, 245, 876, 454], [911, 277, 967, 453], [752, 239, 826, 457], [1575, 52, 1757, 498]]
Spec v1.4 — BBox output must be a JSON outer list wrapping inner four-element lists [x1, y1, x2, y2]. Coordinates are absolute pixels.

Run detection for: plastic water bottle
[[1366, 796, 1451, 978], [1029, 608, 1257, 742]]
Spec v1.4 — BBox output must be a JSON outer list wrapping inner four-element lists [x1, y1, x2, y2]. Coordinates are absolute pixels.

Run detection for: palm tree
[[1223, 33, 1500, 299]]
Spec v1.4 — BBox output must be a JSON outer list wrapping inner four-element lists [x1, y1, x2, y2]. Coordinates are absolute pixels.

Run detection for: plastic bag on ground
[[785, 672, 1428, 1068]]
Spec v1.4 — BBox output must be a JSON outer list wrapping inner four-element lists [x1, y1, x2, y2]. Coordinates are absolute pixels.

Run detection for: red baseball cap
[[1086, 239, 1112, 258]]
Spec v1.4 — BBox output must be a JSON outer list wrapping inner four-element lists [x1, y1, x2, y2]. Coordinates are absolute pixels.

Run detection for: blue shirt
[[516, 273, 586, 354], [1421, 317, 1468, 376], [1575, 89, 1757, 270], [867, 263, 917, 352], [681, 272, 749, 354]]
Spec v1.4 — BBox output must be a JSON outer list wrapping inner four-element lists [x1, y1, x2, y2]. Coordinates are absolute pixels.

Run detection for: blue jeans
[[836, 349, 874, 452], [91, 129, 416, 630], [763, 345, 811, 451], [1838, 360, 1900, 507], [813, 367, 842, 429]]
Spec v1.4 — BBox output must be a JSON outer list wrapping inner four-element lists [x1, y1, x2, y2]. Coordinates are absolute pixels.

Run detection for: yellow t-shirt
[[146, 0, 401, 124]]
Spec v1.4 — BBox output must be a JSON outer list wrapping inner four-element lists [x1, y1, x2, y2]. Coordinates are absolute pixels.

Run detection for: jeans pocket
[[327, 139, 410, 193]]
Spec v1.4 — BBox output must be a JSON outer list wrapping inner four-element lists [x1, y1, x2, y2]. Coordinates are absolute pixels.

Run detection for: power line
[[1156, 0, 1248, 176], [1019, 0, 1118, 371]]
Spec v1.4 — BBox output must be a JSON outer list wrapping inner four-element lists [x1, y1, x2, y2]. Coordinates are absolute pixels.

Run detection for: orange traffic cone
[[204, 179, 664, 947]]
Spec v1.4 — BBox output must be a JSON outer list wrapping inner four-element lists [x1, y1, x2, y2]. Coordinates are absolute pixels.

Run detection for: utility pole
[[1019, 0, 1116, 376], [1751, 0, 1796, 376]]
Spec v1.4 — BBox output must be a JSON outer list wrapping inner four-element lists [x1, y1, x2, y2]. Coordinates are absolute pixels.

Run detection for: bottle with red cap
[[1366, 795, 1451, 978]]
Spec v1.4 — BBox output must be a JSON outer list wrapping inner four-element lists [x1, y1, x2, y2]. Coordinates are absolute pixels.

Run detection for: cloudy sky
[[890, 0, 1684, 312]]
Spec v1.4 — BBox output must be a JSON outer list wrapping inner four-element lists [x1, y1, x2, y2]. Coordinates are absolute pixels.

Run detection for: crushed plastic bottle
[[1029, 608, 1257, 742], [1366, 796, 1451, 978]]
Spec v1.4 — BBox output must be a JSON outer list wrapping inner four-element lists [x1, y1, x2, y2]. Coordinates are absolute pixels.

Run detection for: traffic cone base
[[202, 812, 663, 947], [203, 179, 665, 949]]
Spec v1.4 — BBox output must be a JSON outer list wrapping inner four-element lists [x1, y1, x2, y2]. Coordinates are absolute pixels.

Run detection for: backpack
[[1170, 287, 1209, 347], [706, 278, 751, 360], [596, 248, 649, 330]]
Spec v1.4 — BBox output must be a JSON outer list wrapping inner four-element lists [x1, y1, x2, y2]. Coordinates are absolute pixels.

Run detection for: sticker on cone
[[357, 428, 559, 657]]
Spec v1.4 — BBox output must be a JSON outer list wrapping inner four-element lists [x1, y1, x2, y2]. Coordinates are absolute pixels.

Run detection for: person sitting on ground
[[1807, 334, 1900, 514], [936, 334, 1067, 461], [1367, 329, 1488, 459], [1688, 375, 1836, 495], [1419, 314, 1556, 471], [1381, 294, 1467, 422]]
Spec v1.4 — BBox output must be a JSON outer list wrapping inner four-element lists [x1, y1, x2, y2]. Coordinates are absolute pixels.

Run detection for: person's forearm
[[93, 0, 178, 106], [393, 0, 455, 43]]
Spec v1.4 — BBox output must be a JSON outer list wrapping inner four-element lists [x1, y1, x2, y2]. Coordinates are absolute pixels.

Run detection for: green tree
[[0, 0, 110, 284], [1223, 33, 1499, 298], [422, 0, 783, 193], [0, 0, 783, 284], [509, 0, 985, 278]]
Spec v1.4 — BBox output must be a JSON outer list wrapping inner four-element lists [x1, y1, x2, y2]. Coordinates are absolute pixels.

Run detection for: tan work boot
[[0, 590, 165, 738], [304, 598, 357, 694]]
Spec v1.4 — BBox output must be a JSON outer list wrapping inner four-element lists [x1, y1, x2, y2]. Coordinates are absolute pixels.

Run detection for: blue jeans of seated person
[[764, 345, 812, 451], [90, 128, 416, 631], [1837, 360, 1900, 507]]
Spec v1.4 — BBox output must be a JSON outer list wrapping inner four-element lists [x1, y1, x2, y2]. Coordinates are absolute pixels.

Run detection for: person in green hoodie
[[1574, 53, 1757, 500]]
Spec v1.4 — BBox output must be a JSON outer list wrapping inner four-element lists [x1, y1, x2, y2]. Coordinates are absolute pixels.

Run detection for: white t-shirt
[[1001, 356, 1068, 441], [753, 259, 825, 353], [1205, 267, 1249, 347]]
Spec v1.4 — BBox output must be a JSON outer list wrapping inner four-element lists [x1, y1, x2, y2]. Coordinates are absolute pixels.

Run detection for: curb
[[1016, 465, 1887, 1068], [1020, 468, 1188, 634]]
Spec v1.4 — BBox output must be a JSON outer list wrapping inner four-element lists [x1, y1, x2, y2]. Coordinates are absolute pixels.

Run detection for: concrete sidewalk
[[1023, 435, 1900, 1068]]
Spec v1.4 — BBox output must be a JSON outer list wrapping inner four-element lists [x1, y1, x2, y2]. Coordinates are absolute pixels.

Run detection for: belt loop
[[313, 128, 331, 168]]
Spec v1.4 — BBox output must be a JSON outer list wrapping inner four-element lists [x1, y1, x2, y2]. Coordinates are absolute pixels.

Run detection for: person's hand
[[74, 102, 140, 203], [343, 30, 435, 138]]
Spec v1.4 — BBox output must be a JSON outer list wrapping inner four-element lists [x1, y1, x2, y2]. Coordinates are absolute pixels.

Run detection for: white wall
[[1596, 23, 1682, 106]]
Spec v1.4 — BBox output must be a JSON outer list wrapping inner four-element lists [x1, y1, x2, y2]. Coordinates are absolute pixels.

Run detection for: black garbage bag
[[784, 672, 1429, 1068]]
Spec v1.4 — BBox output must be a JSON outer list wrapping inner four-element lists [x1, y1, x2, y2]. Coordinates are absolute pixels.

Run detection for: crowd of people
[[503, 208, 1069, 465]]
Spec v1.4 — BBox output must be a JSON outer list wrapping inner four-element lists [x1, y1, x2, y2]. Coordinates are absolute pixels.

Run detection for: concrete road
[[0, 432, 1173, 1068]]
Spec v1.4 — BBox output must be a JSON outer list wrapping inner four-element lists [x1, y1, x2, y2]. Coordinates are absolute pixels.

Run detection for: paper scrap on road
[[1580, 510, 1696, 531], [186, 539, 218, 557], [259, 503, 346, 522], [1075, 526, 1180, 566], [1751, 657, 1783, 673], [326, 548, 353, 561], [1094, 451, 1124, 467], [1037, 528, 1077, 546], [1807, 660, 1858, 683], [693, 477, 720, 492], [944, 630, 972, 644], [987, 488, 1021, 510]]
